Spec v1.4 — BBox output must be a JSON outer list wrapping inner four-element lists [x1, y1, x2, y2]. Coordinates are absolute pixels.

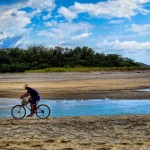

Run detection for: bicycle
[[11, 99, 51, 119]]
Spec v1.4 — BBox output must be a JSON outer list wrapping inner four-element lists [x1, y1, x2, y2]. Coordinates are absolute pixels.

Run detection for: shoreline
[[0, 71, 150, 99]]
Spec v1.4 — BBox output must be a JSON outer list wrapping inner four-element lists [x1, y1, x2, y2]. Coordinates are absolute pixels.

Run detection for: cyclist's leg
[[34, 96, 40, 110], [26, 103, 33, 117], [28, 96, 40, 117]]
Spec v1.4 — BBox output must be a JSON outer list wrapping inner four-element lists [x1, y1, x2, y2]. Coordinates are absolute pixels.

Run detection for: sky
[[0, 0, 150, 65]]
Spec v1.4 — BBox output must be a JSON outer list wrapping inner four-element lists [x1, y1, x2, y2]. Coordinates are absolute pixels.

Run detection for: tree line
[[0, 46, 141, 72]]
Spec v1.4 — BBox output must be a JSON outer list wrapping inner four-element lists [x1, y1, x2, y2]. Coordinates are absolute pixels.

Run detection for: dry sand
[[0, 115, 150, 150], [0, 71, 150, 99]]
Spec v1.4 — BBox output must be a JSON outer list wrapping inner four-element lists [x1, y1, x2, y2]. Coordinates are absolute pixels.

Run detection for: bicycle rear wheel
[[36, 104, 50, 119], [11, 105, 26, 119]]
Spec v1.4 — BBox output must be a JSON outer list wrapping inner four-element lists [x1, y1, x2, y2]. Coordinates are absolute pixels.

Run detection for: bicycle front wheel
[[11, 105, 26, 119], [36, 104, 50, 119]]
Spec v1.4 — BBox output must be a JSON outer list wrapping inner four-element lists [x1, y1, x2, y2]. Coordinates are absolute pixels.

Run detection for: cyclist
[[20, 84, 40, 117]]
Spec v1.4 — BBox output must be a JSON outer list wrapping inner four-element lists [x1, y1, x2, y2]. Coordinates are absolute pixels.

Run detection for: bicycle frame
[[21, 99, 40, 112], [24, 105, 31, 111], [23, 104, 39, 114]]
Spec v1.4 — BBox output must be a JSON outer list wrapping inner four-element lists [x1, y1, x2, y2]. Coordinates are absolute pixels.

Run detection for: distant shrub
[[38, 63, 49, 69], [0, 46, 148, 73], [0, 63, 29, 73]]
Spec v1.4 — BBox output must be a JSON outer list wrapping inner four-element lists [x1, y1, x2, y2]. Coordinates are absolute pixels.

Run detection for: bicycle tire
[[11, 105, 26, 119], [36, 104, 50, 119]]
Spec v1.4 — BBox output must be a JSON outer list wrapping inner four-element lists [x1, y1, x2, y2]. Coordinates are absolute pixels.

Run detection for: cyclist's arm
[[20, 93, 29, 99]]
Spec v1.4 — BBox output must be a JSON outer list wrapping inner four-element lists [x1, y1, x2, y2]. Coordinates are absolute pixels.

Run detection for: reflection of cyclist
[[20, 84, 40, 117]]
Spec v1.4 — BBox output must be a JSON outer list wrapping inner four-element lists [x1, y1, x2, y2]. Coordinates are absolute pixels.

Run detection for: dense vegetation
[[0, 46, 148, 73]]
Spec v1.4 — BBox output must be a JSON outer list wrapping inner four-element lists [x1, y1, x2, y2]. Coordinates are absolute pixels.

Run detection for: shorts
[[30, 96, 40, 104]]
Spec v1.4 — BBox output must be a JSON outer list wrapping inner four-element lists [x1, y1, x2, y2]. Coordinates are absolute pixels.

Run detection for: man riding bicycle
[[20, 84, 40, 117]]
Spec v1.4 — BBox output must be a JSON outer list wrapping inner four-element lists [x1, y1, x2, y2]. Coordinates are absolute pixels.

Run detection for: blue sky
[[0, 0, 150, 65]]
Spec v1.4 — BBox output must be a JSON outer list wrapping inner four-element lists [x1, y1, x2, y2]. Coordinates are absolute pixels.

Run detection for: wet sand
[[0, 115, 150, 150], [0, 71, 150, 99]]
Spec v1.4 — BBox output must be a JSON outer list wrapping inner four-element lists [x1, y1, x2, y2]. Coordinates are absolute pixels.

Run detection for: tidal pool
[[0, 98, 150, 118]]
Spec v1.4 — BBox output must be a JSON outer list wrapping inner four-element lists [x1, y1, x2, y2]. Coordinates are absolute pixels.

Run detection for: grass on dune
[[26, 66, 150, 73]]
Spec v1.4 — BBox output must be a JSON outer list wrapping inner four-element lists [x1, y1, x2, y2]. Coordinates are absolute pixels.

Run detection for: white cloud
[[0, 32, 7, 40], [38, 22, 93, 40], [96, 39, 150, 65], [97, 39, 150, 50], [128, 24, 150, 35], [58, 41, 66, 45], [0, 0, 56, 46], [59, 0, 149, 20], [44, 20, 57, 27], [24, 0, 55, 20], [42, 14, 51, 20], [71, 32, 92, 40], [14, 34, 31, 48], [15, 21, 92, 48], [27, 0, 55, 12], [0, 6, 31, 40], [109, 20, 124, 24], [15, 40, 30, 49], [58, 6, 77, 21]]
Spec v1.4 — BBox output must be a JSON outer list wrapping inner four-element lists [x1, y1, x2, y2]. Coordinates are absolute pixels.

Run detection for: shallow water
[[138, 88, 150, 92], [0, 98, 150, 118]]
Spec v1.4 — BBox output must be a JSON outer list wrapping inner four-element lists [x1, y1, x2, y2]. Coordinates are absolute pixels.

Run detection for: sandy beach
[[0, 115, 150, 150], [0, 71, 150, 150], [0, 70, 150, 99]]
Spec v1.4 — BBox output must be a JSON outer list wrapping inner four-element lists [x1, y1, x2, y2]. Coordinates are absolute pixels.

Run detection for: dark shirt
[[27, 87, 39, 98]]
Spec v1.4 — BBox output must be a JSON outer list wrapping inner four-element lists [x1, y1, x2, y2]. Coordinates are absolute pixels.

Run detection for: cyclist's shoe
[[26, 114, 33, 117]]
